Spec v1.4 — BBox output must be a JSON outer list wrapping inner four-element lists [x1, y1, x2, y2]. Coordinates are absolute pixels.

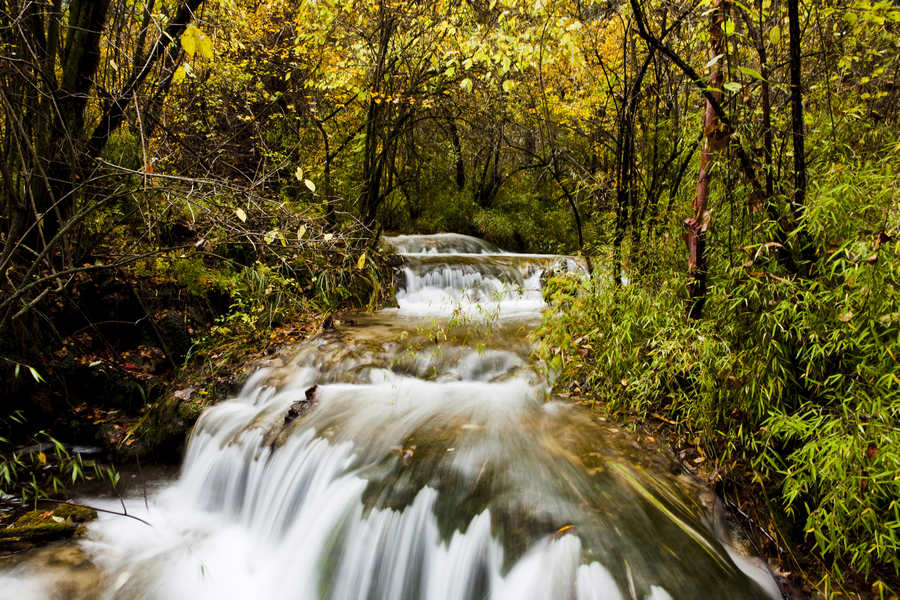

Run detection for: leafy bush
[[0, 411, 118, 504], [534, 162, 900, 589], [532, 274, 735, 439]]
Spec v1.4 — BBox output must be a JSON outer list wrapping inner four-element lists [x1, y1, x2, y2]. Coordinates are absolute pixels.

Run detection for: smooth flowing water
[[0, 233, 780, 599]]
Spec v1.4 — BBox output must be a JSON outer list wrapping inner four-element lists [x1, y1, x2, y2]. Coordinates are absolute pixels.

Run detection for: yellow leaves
[[293, 166, 316, 193], [553, 524, 574, 538], [356, 253, 367, 269], [181, 27, 197, 56], [234, 207, 247, 222], [264, 230, 286, 246], [370, 91, 420, 106], [704, 54, 724, 69], [737, 66, 765, 81], [723, 19, 736, 37], [198, 35, 214, 61], [181, 25, 214, 60]]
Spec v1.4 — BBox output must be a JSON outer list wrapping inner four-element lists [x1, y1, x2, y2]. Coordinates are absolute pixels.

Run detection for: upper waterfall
[[384, 233, 503, 255], [385, 233, 582, 319]]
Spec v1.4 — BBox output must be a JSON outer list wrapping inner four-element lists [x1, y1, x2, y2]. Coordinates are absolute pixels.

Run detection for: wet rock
[[0, 542, 103, 599], [284, 385, 318, 426], [173, 386, 197, 401], [123, 396, 206, 463], [386, 253, 404, 268]]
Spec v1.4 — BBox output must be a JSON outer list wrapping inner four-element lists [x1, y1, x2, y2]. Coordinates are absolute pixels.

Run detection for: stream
[[0, 233, 780, 599]]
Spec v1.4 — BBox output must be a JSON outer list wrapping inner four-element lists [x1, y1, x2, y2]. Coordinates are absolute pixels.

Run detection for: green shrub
[[534, 161, 900, 589], [1, 411, 118, 504]]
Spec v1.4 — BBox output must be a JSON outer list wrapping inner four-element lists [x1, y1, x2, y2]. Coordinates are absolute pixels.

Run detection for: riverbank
[[533, 265, 900, 598], [1, 213, 394, 531]]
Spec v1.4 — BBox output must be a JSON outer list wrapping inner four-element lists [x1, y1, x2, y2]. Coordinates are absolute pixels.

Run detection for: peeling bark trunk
[[685, 0, 728, 320]]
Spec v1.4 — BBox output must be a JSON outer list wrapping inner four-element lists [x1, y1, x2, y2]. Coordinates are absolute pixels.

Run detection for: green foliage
[[184, 240, 392, 372], [534, 161, 900, 587], [213, 264, 308, 334], [0, 412, 117, 505], [533, 273, 734, 435]]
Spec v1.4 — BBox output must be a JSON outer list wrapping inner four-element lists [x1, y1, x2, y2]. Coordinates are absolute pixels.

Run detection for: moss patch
[[1, 505, 98, 551], [51, 504, 97, 523]]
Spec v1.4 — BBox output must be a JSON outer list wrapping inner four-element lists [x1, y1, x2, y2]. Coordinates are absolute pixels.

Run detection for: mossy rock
[[51, 504, 98, 523], [2, 511, 75, 551], [125, 396, 206, 462], [176, 398, 204, 421], [1, 505, 98, 551], [13, 510, 71, 530]]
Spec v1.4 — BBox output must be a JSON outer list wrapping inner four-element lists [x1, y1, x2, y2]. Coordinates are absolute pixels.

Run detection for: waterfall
[[0, 233, 780, 600]]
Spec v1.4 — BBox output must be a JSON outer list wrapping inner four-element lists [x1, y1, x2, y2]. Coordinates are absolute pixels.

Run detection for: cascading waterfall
[[0, 233, 780, 600], [387, 234, 579, 318]]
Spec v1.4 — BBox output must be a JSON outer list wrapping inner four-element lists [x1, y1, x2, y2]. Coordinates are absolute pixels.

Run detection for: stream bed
[[0, 234, 780, 599]]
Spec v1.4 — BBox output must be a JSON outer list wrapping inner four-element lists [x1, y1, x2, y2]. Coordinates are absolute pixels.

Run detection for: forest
[[1, 0, 898, 597]]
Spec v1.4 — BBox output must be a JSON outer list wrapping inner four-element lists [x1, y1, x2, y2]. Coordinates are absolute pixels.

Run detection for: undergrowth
[[533, 160, 900, 595]]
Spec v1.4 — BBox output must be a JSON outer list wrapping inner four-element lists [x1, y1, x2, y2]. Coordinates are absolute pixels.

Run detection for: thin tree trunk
[[446, 116, 465, 190], [551, 154, 593, 275], [361, 3, 393, 228], [788, 0, 805, 216], [32, 0, 111, 235], [313, 119, 336, 226], [787, 0, 815, 274], [755, 0, 774, 202], [87, 0, 204, 158]]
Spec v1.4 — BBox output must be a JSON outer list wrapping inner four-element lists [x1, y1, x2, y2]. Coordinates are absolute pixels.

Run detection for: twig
[[37, 498, 153, 528], [136, 454, 149, 512]]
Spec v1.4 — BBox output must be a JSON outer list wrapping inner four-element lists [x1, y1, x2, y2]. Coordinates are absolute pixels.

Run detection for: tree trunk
[[447, 116, 465, 190], [685, 0, 728, 319], [787, 0, 815, 273], [361, 4, 394, 228], [787, 0, 805, 216], [30, 0, 111, 240]]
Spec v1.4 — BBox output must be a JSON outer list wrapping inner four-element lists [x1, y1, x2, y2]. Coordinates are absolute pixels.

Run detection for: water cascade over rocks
[[0, 233, 780, 599]]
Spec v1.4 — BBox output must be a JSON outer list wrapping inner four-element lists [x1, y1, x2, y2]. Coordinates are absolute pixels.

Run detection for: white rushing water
[[386, 234, 581, 318], [0, 233, 780, 600]]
